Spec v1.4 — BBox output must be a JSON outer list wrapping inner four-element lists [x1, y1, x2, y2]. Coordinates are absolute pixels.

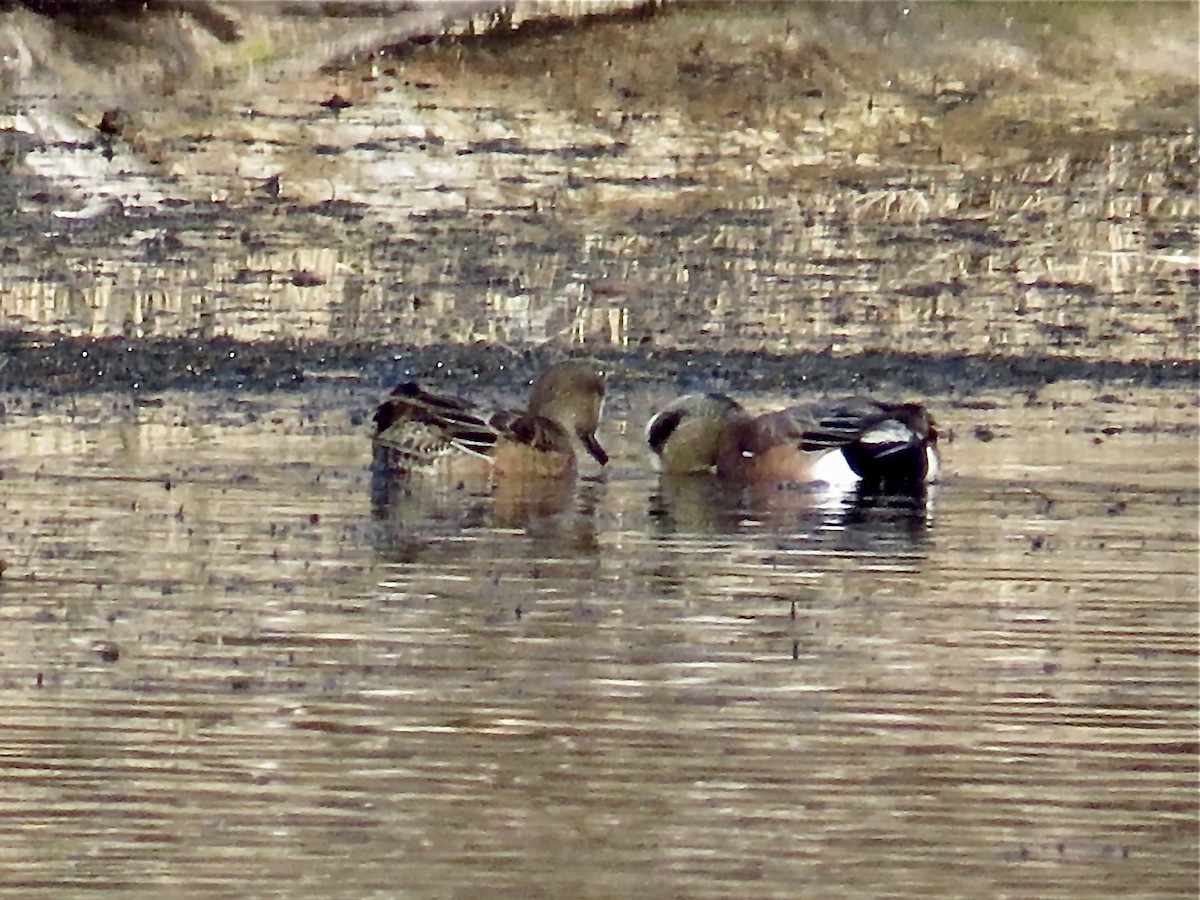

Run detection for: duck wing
[[373, 382, 498, 465], [489, 409, 571, 454], [798, 398, 938, 487], [798, 399, 932, 451]]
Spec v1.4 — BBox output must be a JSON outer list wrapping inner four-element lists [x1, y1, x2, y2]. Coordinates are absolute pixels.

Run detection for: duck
[[644, 392, 747, 475], [646, 392, 938, 491], [373, 360, 608, 479]]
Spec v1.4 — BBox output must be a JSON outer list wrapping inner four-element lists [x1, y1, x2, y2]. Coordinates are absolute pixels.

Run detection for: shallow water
[[0, 3, 1195, 896], [0, 383, 1194, 898]]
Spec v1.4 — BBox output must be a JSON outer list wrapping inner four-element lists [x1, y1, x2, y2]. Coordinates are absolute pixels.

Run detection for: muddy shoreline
[[0, 3, 1196, 404], [0, 330, 1196, 397]]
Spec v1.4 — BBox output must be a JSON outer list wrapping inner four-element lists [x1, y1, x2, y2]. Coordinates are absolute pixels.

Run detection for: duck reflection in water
[[369, 472, 607, 566], [369, 360, 608, 529], [645, 392, 939, 534]]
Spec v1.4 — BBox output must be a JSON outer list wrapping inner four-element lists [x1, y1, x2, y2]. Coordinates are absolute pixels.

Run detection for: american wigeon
[[373, 360, 608, 479], [646, 392, 939, 491], [644, 392, 747, 475]]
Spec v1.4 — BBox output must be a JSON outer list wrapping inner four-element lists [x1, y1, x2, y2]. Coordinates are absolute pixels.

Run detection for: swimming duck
[[647, 392, 938, 491], [373, 360, 608, 479]]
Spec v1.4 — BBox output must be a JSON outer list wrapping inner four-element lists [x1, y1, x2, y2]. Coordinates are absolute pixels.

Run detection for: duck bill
[[579, 431, 609, 466]]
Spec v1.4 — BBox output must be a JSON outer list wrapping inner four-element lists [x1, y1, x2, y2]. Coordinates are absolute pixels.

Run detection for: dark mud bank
[[1, 330, 1194, 397]]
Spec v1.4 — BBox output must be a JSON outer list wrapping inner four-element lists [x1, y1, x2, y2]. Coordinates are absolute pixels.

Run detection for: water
[[0, 382, 1193, 898]]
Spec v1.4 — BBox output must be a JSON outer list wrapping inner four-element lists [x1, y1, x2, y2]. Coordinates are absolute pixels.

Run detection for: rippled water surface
[[0, 383, 1194, 898]]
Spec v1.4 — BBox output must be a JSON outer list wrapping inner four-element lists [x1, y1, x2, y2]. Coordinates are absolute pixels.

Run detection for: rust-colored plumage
[[647, 392, 939, 491]]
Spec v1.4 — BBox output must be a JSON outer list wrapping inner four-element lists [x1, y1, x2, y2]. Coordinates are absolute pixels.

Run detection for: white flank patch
[[925, 447, 940, 483], [809, 449, 858, 489]]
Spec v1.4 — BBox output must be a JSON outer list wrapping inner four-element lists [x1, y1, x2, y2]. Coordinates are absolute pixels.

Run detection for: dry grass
[[397, 0, 1197, 168]]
